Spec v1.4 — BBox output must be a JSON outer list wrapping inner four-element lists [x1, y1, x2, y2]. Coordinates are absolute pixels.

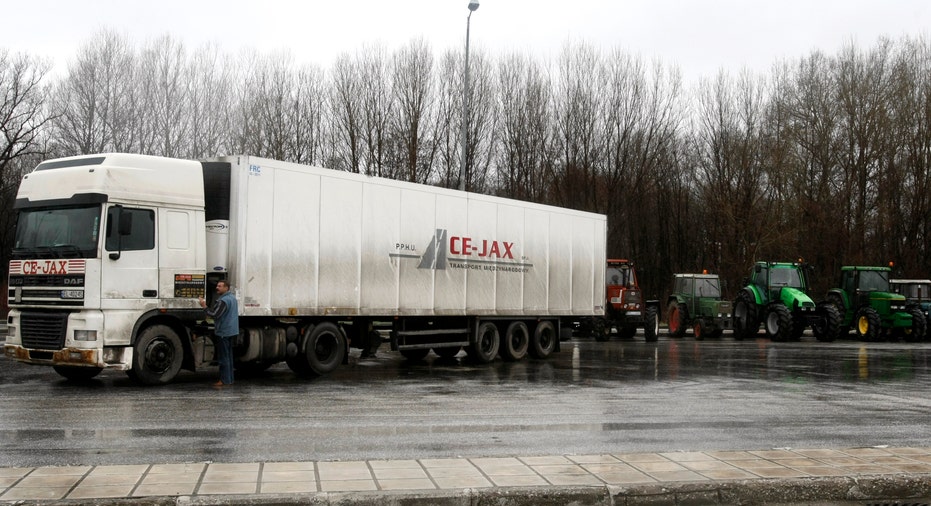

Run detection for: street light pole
[[459, 0, 479, 192]]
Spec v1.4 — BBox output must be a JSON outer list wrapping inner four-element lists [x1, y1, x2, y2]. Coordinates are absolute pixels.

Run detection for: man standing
[[199, 280, 239, 386]]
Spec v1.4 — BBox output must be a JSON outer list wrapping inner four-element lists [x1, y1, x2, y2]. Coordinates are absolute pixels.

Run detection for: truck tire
[[529, 321, 557, 359], [131, 324, 184, 385], [667, 302, 688, 338], [305, 322, 346, 375], [733, 291, 759, 340], [813, 303, 841, 342], [469, 322, 500, 363], [501, 322, 530, 361], [764, 304, 792, 341], [854, 307, 881, 341], [53, 365, 102, 381], [904, 308, 927, 342], [643, 306, 658, 342]]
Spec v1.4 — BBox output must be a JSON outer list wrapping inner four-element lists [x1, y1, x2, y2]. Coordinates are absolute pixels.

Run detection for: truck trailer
[[5, 154, 607, 384]]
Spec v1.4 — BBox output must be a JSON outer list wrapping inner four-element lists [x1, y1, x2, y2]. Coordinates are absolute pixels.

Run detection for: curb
[[27, 476, 931, 506]]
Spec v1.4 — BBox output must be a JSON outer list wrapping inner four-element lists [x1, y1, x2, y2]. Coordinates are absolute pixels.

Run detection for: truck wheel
[[470, 322, 500, 363], [305, 322, 346, 375], [813, 303, 841, 342], [53, 365, 103, 381], [433, 346, 461, 359], [667, 302, 688, 338], [764, 304, 792, 342], [904, 308, 927, 342], [529, 321, 557, 359], [854, 307, 881, 341], [131, 325, 183, 385], [733, 291, 759, 340], [643, 306, 658, 342], [501, 322, 529, 361]]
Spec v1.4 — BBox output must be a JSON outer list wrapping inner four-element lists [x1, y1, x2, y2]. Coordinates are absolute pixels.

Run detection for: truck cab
[[5, 154, 209, 383]]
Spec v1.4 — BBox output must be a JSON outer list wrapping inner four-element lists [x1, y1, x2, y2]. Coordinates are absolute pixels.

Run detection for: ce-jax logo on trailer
[[389, 229, 533, 273]]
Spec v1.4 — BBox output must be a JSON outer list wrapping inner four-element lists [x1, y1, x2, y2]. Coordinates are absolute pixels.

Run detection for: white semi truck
[[4, 154, 607, 384]]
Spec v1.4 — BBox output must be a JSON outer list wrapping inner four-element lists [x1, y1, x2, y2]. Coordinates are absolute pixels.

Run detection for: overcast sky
[[3, 0, 930, 83]]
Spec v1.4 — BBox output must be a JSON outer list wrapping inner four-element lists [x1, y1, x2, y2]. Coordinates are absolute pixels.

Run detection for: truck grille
[[20, 311, 68, 350]]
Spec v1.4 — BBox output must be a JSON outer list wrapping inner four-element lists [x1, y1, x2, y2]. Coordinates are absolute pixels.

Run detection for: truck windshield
[[858, 270, 890, 292], [12, 206, 101, 259]]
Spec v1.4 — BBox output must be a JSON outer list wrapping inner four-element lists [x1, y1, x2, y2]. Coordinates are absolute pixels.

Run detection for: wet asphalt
[[1, 332, 930, 469]]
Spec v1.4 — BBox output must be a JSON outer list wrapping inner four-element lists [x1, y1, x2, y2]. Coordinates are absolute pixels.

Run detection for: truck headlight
[[60, 290, 84, 299], [74, 330, 97, 341]]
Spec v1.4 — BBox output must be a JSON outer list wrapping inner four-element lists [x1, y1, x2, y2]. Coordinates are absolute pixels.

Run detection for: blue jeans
[[216, 335, 234, 384]]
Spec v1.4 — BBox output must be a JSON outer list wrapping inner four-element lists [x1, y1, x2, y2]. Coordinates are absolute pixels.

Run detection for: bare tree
[[187, 44, 232, 158], [50, 29, 135, 155], [494, 51, 554, 202], [328, 53, 364, 173], [289, 64, 328, 165], [136, 35, 191, 157], [553, 42, 603, 211], [392, 38, 436, 183]]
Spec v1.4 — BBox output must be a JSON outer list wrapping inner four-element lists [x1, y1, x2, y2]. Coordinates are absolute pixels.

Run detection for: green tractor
[[667, 272, 733, 339], [890, 278, 931, 342], [733, 261, 841, 342], [826, 266, 926, 341]]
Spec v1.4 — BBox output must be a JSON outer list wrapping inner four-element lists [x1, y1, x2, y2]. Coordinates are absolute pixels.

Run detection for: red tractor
[[585, 259, 659, 342]]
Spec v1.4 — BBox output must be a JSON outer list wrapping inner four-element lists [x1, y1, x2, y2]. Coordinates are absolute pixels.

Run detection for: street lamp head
[[468, 0, 479, 12]]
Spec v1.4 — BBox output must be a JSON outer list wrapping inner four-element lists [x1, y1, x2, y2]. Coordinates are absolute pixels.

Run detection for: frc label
[[9, 259, 86, 275]]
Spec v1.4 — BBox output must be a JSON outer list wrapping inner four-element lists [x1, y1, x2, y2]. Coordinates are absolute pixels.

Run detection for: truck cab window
[[105, 207, 155, 251]]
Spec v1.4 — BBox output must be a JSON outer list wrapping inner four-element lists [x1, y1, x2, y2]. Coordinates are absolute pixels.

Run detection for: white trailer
[[5, 154, 606, 384]]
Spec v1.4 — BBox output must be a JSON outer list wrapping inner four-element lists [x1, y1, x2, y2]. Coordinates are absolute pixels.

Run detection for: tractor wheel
[[643, 306, 659, 342], [813, 303, 841, 342], [733, 291, 759, 340], [904, 308, 927, 342], [693, 321, 704, 341], [667, 302, 688, 338], [592, 317, 610, 342], [854, 307, 881, 341], [764, 304, 792, 342], [826, 293, 849, 337]]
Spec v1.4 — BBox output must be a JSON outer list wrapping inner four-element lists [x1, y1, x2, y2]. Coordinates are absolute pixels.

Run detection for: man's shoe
[[212, 381, 224, 387]]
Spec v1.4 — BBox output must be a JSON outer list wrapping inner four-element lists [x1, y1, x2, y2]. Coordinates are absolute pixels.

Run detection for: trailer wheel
[[53, 365, 102, 381], [529, 321, 557, 359], [469, 322, 500, 363], [305, 322, 346, 376], [501, 322, 529, 361], [131, 324, 183, 385]]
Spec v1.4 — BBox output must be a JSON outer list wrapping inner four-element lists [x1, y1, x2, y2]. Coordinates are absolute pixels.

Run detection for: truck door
[[101, 205, 159, 304]]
